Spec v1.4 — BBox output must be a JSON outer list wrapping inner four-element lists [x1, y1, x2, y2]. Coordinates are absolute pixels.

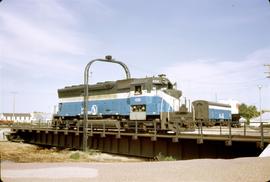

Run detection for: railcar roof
[[193, 100, 231, 108]]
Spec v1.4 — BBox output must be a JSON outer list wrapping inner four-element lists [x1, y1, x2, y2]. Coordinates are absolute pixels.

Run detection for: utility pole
[[264, 64, 270, 78]]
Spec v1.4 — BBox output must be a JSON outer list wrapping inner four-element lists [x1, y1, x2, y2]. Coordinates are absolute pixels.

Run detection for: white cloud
[[0, 1, 89, 113], [0, 11, 85, 55], [0, 0, 95, 85], [163, 48, 270, 109]]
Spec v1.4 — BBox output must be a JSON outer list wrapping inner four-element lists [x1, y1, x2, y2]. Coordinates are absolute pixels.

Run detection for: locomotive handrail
[[83, 55, 131, 151]]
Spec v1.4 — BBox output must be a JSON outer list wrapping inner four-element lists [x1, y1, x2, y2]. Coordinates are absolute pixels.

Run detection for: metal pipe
[[83, 56, 131, 151]]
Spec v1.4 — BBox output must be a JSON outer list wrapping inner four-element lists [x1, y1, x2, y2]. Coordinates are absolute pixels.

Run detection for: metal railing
[[11, 120, 270, 149]]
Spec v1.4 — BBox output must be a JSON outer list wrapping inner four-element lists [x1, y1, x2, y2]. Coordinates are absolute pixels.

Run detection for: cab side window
[[135, 85, 142, 95]]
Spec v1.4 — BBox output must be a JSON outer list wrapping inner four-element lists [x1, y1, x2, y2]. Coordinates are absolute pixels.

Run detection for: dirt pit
[[0, 141, 144, 163]]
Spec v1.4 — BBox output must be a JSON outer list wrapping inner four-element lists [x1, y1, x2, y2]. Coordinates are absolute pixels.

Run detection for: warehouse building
[[0, 112, 52, 123], [0, 113, 31, 123]]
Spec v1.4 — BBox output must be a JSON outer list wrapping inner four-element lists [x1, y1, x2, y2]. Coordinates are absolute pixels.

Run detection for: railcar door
[[193, 101, 208, 121]]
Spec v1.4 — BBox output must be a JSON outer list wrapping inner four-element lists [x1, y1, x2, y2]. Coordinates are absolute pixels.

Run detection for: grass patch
[[69, 152, 80, 160], [87, 149, 100, 155], [154, 153, 176, 161], [0, 142, 144, 162]]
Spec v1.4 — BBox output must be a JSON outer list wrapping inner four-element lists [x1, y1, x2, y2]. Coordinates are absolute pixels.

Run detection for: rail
[[10, 120, 270, 148]]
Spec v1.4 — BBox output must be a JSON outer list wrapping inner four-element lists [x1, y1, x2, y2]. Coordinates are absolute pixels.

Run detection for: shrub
[[155, 152, 176, 161], [70, 152, 80, 160]]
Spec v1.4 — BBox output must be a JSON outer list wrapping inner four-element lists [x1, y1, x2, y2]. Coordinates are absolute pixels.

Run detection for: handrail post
[[116, 120, 121, 139], [228, 121, 231, 141], [132, 121, 138, 140], [151, 120, 157, 141], [197, 120, 203, 144], [260, 122, 264, 149], [219, 122, 222, 135], [102, 120, 105, 138], [244, 122, 246, 136], [135, 121, 138, 135], [200, 120, 203, 137]]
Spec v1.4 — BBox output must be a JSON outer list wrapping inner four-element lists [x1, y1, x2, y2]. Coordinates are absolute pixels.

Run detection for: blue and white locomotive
[[54, 74, 182, 127], [54, 73, 234, 129]]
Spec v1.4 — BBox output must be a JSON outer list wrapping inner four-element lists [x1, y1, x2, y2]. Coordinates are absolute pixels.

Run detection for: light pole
[[258, 85, 264, 148], [10, 91, 17, 121], [258, 85, 262, 124]]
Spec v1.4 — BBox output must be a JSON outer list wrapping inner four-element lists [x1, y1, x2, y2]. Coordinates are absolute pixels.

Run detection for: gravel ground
[[2, 157, 270, 182]]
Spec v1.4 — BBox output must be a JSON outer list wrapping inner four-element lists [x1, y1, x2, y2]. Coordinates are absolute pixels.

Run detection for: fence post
[[219, 122, 222, 135], [151, 120, 157, 141], [244, 122, 246, 136], [132, 121, 138, 140], [101, 120, 105, 137], [224, 121, 232, 146], [90, 120, 93, 137], [260, 122, 264, 149], [116, 120, 121, 139], [229, 121, 232, 141], [197, 120, 203, 144]]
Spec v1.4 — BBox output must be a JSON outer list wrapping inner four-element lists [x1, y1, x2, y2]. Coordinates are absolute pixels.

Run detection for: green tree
[[239, 103, 260, 124]]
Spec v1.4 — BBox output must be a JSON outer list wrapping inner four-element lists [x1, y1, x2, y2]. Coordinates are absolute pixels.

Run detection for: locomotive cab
[[129, 79, 148, 120], [129, 75, 181, 121]]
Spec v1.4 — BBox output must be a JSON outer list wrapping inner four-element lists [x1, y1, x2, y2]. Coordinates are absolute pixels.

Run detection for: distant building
[[0, 113, 31, 122], [0, 112, 53, 123], [31, 112, 53, 124], [218, 99, 240, 114], [250, 112, 270, 127]]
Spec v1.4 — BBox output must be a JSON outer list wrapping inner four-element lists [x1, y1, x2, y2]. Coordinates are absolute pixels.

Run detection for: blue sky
[[0, 0, 270, 113]]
